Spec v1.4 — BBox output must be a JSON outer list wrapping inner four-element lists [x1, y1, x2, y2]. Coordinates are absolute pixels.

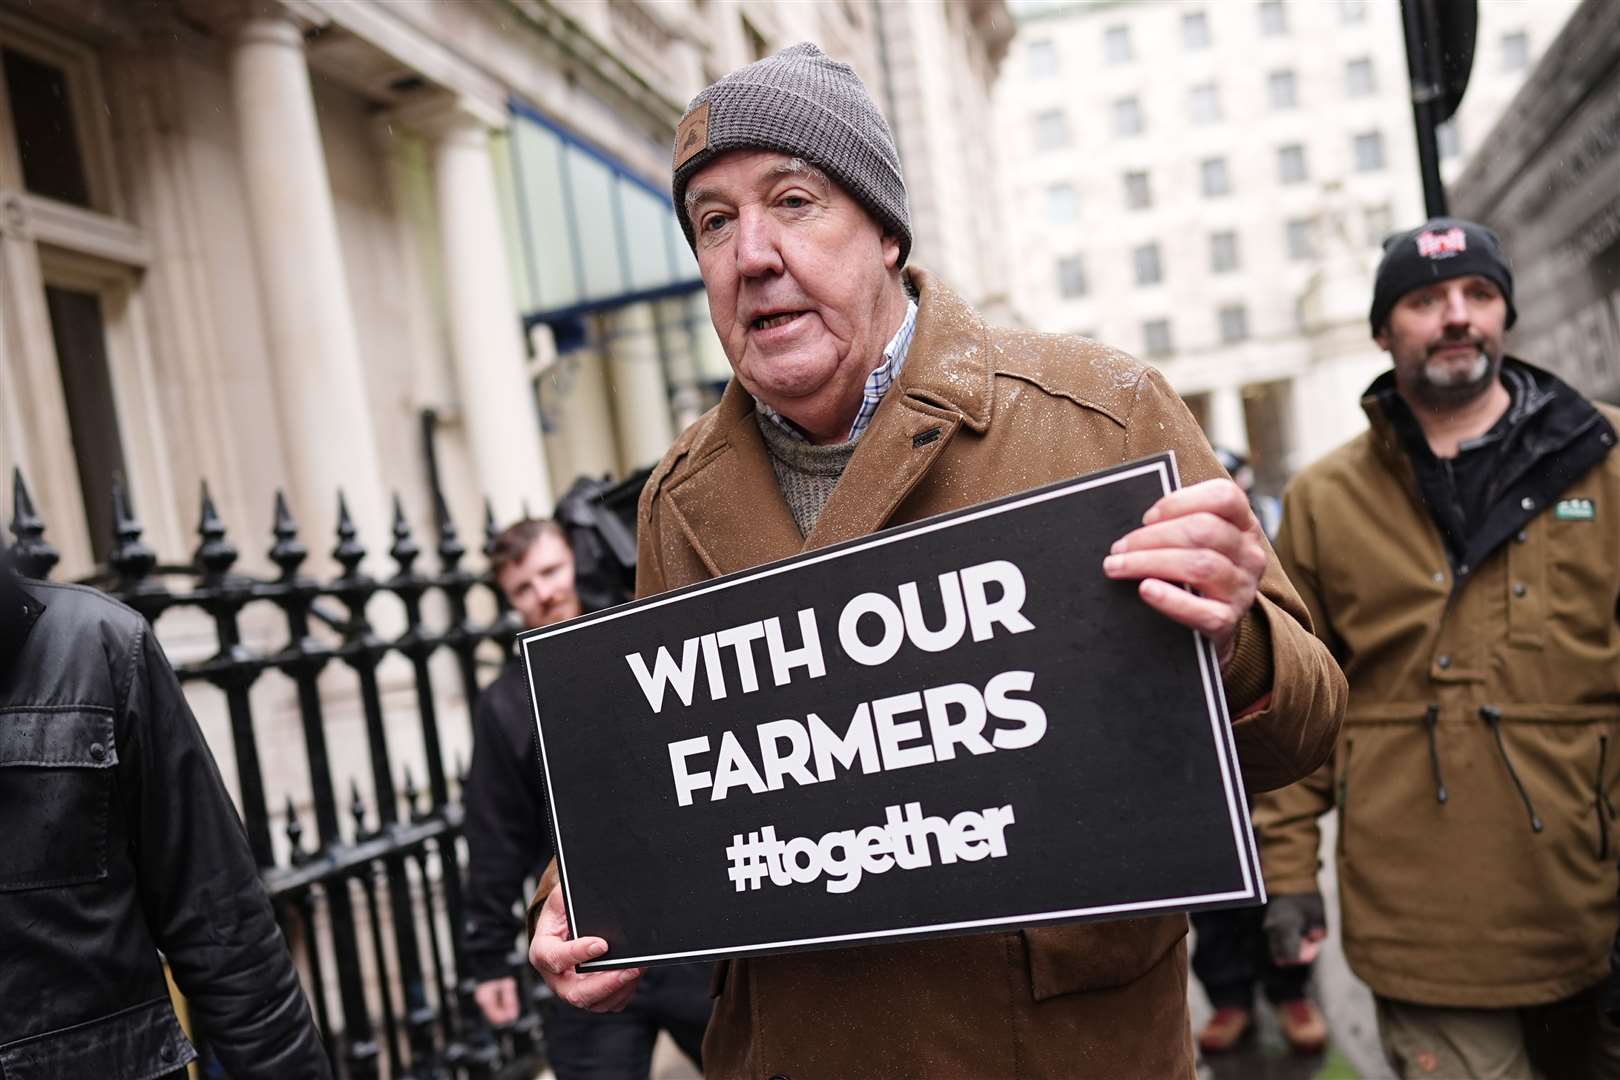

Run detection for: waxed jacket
[[1254, 360, 1620, 1008], [625, 268, 1346, 1079], [0, 566, 329, 1079]]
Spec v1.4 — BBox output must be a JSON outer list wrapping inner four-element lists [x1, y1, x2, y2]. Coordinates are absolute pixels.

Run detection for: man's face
[[1376, 274, 1508, 410], [685, 150, 902, 438], [496, 532, 581, 630]]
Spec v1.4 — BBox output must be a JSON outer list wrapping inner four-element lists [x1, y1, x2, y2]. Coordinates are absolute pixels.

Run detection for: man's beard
[[1406, 340, 1500, 410]]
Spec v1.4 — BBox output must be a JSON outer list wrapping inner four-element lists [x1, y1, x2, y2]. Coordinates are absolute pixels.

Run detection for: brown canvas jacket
[[1254, 366, 1620, 1008], [609, 268, 1345, 1079]]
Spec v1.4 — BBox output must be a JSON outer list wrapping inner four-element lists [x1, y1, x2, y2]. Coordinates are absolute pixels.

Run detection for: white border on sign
[[522, 453, 1263, 969]]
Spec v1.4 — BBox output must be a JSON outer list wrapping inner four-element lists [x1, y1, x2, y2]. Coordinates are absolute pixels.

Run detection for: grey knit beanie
[[672, 42, 911, 266]]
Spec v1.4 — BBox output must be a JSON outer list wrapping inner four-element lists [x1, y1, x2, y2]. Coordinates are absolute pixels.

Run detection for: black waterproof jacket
[[462, 658, 553, 983], [0, 567, 330, 1078]]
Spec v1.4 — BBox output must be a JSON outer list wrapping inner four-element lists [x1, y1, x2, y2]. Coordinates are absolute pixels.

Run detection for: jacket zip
[[1337, 739, 1353, 855], [1481, 706, 1543, 833], [1599, 735, 1612, 861], [1423, 705, 1448, 804]]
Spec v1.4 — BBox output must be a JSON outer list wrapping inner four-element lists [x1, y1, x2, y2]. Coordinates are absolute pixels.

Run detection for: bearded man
[[1257, 217, 1620, 1078], [529, 43, 1346, 1078]]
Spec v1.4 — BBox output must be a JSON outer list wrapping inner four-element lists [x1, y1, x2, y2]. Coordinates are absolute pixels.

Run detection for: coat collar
[[0, 559, 43, 674], [664, 267, 993, 577]]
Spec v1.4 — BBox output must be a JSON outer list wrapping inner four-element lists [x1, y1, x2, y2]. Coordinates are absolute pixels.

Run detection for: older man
[[530, 43, 1345, 1078]]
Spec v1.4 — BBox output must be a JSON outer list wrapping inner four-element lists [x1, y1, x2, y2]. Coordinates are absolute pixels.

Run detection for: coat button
[[1437, 655, 1452, 670], [160, 1044, 176, 1062], [1516, 530, 1529, 543], [1458, 563, 1470, 576], [768, 1074, 791, 1080], [1513, 582, 1528, 597], [1432, 571, 1445, 583], [89, 742, 105, 761], [1521, 496, 1536, 511]]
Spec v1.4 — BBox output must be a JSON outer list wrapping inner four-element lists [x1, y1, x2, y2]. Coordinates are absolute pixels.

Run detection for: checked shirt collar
[[755, 298, 919, 445]]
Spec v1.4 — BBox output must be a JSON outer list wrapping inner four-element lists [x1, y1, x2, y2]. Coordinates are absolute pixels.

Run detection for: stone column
[[428, 104, 553, 519], [228, 15, 388, 558], [602, 303, 675, 471], [655, 297, 705, 431], [1207, 384, 1250, 457]]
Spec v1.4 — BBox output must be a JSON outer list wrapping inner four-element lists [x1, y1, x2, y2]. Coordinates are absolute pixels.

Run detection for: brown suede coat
[[1254, 382, 1620, 1009], [534, 269, 1345, 1077]]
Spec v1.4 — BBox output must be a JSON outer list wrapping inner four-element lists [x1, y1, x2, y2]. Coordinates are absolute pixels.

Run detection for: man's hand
[[527, 885, 641, 1011], [1103, 478, 1268, 666], [474, 977, 520, 1026], [1265, 892, 1328, 966]]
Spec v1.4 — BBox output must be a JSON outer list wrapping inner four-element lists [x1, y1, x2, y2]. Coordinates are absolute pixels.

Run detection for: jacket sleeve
[[122, 626, 330, 1079], [463, 683, 553, 983], [1124, 367, 1347, 792], [1249, 476, 1340, 893]]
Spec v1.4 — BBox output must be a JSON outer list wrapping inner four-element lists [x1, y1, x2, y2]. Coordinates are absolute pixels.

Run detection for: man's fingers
[[534, 934, 609, 976], [560, 967, 642, 1011], [1298, 938, 1324, 965], [1142, 479, 1257, 529], [1133, 579, 1244, 639], [1112, 512, 1245, 560], [1105, 547, 1252, 599]]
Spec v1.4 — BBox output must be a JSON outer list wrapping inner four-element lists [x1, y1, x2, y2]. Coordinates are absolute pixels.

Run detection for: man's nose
[[734, 207, 783, 277], [1442, 287, 1470, 327]]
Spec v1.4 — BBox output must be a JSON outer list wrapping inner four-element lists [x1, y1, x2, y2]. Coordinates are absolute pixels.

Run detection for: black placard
[[521, 453, 1262, 971]]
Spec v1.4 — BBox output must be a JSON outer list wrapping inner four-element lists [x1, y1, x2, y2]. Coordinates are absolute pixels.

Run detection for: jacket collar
[[0, 557, 43, 673], [664, 267, 993, 577]]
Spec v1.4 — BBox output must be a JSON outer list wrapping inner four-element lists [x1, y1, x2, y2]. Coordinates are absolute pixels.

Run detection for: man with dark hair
[[0, 549, 329, 1078], [1257, 217, 1620, 1077], [463, 518, 709, 1078], [526, 43, 1346, 1078]]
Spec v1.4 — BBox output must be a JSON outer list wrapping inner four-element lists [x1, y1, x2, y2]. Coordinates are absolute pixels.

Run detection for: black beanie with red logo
[[1369, 217, 1517, 336]]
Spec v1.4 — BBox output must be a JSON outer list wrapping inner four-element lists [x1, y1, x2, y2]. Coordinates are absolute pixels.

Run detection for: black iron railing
[[7, 467, 547, 1080]]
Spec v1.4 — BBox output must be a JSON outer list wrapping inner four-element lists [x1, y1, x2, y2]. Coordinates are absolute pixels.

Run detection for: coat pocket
[[0, 707, 118, 892], [1022, 915, 1187, 1002], [0, 997, 196, 1080]]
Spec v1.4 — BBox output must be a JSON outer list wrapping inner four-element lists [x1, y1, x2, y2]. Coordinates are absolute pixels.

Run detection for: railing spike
[[332, 490, 366, 575], [268, 490, 307, 578], [349, 777, 368, 836], [389, 493, 419, 573], [108, 472, 157, 584], [433, 489, 466, 571], [9, 467, 60, 578], [482, 497, 499, 558], [401, 765, 420, 819], [194, 480, 239, 580], [284, 795, 305, 861]]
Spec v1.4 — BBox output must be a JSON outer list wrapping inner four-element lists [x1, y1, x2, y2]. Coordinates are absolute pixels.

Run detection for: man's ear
[[1373, 325, 1391, 352], [881, 232, 901, 270]]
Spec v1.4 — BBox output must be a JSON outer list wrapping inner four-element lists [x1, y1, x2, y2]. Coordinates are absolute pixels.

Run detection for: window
[[44, 283, 128, 562], [1056, 255, 1087, 299], [1502, 31, 1529, 72], [1277, 144, 1308, 184], [1027, 39, 1058, 79], [3, 45, 92, 207], [1188, 84, 1221, 125], [1363, 203, 1393, 247], [1259, 1, 1287, 36], [1113, 96, 1144, 137], [1210, 230, 1240, 273], [1268, 70, 1297, 110], [1218, 304, 1250, 343], [1200, 157, 1231, 197], [1143, 319, 1174, 358], [1035, 109, 1069, 151], [1104, 25, 1131, 64], [1124, 170, 1152, 210], [1046, 184, 1079, 224], [1182, 12, 1211, 50], [1437, 118, 1461, 160], [1345, 57, 1376, 97], [1353, 130, 1385, 172], [1133, 242, 1163, 286], [1339, 1, 1369, 23], [1286, 218, 1315, 260]]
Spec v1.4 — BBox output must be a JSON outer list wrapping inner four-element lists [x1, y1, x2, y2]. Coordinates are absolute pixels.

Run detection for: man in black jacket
[[0, 552, 328, 1078], [463, 518, 709, 1079]]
